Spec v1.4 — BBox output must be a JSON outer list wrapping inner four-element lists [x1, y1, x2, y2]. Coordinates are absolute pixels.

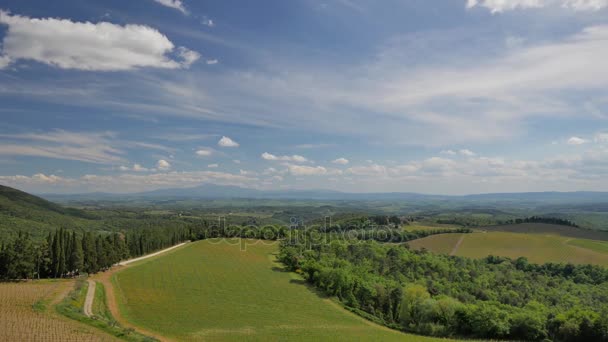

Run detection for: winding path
[[83, 280, 96, 317]]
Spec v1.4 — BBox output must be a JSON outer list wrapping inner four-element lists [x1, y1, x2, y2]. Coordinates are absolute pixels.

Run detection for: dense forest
[[279, 231, 608, 341]]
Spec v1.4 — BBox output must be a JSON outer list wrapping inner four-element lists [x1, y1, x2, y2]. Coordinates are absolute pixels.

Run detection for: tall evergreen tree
[[68, 232, 84, 274]]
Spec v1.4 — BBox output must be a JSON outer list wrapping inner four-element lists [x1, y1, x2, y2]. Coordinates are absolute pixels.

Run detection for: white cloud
[[440, 150, 457, 155], [332, 157, 349, 165], [466, 0, 608, 12], [261, 152, 308, 163], [0, 11, 199, 71], [206, 59, 219, 65], [133, 163, 149, 172], [0, 171, 258, 193], [567, 136, 588, 145], [118, 163, 155, 172], [238, 169, 253, 176], [177, 47, 201, 68], [459, 149, 476, 157], [153, 0, 188, 14], [201, 18, 215, 27], [0, 130, 124, 164], [233, 159, 241, 164], [32, 173, 63, 183], [207, 163, 219, 168], [217, 136, 239, 147], [287, 164, 327, 176], [157, 159, 171, 170], [195, 149, 213, 156]]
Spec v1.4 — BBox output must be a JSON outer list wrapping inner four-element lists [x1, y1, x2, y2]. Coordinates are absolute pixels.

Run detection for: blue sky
[[1, 0, 608, 194]]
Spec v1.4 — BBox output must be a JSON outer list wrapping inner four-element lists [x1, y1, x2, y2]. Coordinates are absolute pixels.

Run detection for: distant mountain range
[[38, 183, 608, 203]]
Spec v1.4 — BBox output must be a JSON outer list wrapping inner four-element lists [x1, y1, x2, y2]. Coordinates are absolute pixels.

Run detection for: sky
[[1, 0, 608, 195]]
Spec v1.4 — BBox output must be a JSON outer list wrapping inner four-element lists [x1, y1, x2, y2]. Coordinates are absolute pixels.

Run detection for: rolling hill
[[0, 184, 100, 239]]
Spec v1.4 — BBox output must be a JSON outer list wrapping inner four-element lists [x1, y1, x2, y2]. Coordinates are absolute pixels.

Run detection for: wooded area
[[279, 231, 608, 341]]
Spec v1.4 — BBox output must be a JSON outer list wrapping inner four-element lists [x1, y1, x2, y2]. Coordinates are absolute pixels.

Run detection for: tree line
[[0, 225, 194, 280], [501, 216, 579, 227], [279, 231, 608, 341]]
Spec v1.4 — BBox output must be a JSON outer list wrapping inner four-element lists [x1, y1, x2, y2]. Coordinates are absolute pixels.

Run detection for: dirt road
[[83, 280, 96, 317]]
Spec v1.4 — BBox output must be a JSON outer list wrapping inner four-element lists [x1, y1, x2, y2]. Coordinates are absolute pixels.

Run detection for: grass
[[113, 239, 453, 341], [408, 233, 464, 254], [56, 279, 155, 341], [408, 232, 608, 266], [568, 239, 608, 254]]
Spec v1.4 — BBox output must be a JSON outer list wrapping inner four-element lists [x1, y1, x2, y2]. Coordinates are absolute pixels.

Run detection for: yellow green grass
[[408, 232, 608, 266], [408, 233, 464, 254], [113, 239, 452, 341]]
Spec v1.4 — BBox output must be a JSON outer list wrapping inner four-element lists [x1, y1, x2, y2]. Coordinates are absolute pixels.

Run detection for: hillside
[[0, 184, 100, 239]]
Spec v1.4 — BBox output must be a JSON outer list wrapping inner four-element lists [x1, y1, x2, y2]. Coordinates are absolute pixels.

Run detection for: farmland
[[113, 239, 450, 341], [407, 230, 608, 266], [0, 280, 116, 341]]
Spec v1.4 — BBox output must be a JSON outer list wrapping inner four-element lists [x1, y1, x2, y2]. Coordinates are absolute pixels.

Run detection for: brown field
[[0, 280, 116, 341]]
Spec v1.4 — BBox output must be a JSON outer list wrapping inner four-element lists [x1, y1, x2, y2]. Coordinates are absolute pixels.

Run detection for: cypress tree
[[68, 232, 84, 275]]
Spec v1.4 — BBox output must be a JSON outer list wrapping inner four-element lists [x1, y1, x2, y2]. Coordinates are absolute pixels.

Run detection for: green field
[[408, 232, 608, 266], [567, 238, 608, 254], [113, 239, 451, 341]]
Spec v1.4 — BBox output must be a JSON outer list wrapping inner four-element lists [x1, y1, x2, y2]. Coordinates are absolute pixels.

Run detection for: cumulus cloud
[[459, 149, 476, 157], [440, 150, 457, 155], [134, 164, 149, 172], [332, 157, 349, 165], [195, 148, 213, 156], [261, 152, 308, 163], [207, 163, 219, 168], [206, 59, 219, 65], [153, 0, 188, 14], [567, 136, 588, 145], [156, 159, 171, 170], [217, 136, 239, 147], [0, 10, 199, 71], [32, 173, 63, 183], [287, 164, 327, 176], [466, 0, 608, 12]]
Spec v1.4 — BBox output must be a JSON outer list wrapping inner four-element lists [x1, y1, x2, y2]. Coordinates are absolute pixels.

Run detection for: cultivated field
[[113, 239, 451, 341], [0, 280, 116, 341], [408, 231, 608, 266], [482, 223, 608, 240]]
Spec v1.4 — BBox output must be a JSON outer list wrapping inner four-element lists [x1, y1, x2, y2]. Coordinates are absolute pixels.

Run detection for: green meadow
[[113, 239, 451, 341]]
